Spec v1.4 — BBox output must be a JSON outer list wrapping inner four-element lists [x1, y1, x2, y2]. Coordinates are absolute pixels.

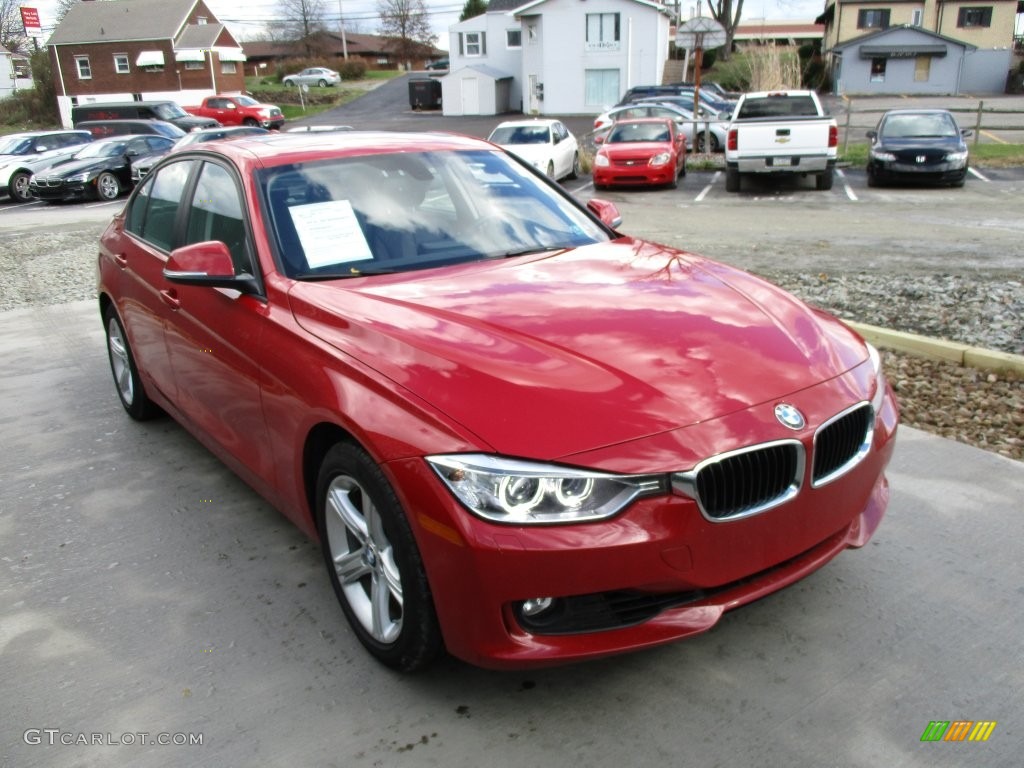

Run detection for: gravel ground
[[1, 223, 1020, 462]]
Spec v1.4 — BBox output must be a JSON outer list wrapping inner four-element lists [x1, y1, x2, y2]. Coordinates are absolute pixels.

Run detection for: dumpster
[[409, 78, 442, 110]]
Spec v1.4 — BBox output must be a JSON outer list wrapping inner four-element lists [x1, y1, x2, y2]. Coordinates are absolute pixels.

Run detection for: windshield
[[607, 122, 671, 143], [882, 113, 958, 139], [235, 96, 259, 107], [74, 140, 128, 158], [260, 149, 609, 279], [0, 136, 32, 155], [488, 125, 550, 145], [154, 103, 188, 120]]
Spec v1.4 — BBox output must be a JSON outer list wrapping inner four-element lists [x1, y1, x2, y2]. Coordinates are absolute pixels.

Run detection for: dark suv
[[71, 101, 217, 132], [75, 120, 186, 140], [0, 130, 93, 203]]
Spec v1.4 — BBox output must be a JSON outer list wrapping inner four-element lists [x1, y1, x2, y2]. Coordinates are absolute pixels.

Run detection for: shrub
[[339, 59, 368, 80]]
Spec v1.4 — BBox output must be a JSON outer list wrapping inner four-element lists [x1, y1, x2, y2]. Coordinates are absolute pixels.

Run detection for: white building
[[444, 0, 671, 116], [1, 45, 34, 99]]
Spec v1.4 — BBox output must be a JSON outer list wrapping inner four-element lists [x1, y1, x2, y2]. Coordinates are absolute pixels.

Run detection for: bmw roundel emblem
[[774, 403, 806, 430]]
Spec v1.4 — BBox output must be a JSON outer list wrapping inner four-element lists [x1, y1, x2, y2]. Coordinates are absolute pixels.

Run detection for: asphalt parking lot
[[2, 80, 1023, 766]]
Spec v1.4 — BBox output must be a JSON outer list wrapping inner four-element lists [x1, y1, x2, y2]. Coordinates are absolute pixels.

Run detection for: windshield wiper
[[492, 245, 565, 259]]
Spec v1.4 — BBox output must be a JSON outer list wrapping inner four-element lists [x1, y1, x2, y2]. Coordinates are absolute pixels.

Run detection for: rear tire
[[316, 442, 442, 672], [725, 166, 740, 192], [318, 79, 328, 88], [568, 152, 580, 180], [816, 168, 834, 191]]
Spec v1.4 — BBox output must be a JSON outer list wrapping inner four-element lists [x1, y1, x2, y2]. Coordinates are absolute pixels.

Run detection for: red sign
[[20, 7, 42, 35]]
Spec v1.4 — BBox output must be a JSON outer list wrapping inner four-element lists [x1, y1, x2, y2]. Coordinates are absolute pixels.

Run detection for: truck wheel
[[243, 118, 259, 127], [816, 168, 834, 191], [725, 166, 740, 192]]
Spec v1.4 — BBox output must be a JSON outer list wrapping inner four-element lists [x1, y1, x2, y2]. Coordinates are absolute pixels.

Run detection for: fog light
[[521, 597, 555, 617]]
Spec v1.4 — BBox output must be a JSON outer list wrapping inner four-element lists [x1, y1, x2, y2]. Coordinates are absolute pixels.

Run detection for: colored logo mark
[[920, 721, 997, 742]]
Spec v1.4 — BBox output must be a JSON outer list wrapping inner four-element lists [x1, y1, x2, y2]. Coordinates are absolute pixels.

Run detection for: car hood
[[600, 141, 672, 159], [288, 239, 868, 459], [497, 143, 554, 168], [36, 156, 118, 178], [878, 136, 962, 152], [0, 147, 78, 170]]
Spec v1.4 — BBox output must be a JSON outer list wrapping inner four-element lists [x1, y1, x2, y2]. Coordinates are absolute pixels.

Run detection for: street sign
[[20, 7, 43, 38]]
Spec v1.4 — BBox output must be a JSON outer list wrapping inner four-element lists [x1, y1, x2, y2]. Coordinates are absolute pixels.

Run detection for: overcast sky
[[29, 0, 829, 47]]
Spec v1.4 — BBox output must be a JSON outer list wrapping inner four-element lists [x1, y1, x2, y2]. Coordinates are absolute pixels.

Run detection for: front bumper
[[387, 370, 899, 669], [594, 165, 677, 187], [30, 181, 91, 201], [263, 117, 286, 130], [868, 159, 967, 184]]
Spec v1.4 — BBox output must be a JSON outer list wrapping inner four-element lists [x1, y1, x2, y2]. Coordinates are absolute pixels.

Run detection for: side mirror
[[866, 130, 878, 141], [164, 241, 256, 292], [960, 128, 973, 138], [587, 198, 622, 230]]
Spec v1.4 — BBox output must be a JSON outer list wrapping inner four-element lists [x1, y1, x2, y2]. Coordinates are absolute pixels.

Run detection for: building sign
[[584, 41, 620, 52], [20, 7, 43, 38]]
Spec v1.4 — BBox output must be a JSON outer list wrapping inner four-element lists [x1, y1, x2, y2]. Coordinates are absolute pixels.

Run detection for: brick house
[[47, 0, 247, 127], [241, 32, 446, 75]]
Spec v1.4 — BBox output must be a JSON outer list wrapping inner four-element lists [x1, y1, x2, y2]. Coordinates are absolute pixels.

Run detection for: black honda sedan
[[29, 135, 175, 202], [866, 109, 970, 187]]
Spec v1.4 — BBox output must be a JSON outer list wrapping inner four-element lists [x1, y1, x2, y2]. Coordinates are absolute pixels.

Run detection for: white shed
[[441, 64, 514, 117]]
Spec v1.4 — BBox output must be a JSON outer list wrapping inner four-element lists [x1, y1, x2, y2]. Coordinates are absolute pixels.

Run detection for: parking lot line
[[694, 172, 719, 202], [836, 168, 858, 201], [968, 167, 990, 182]]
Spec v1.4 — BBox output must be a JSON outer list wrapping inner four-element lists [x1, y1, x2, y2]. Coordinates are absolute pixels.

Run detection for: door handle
[[159, 289, 181, 310], [112, 253, 128, 268]]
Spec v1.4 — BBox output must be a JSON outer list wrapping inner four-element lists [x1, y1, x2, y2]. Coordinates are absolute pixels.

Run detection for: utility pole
[[339, 0, 349, 59]]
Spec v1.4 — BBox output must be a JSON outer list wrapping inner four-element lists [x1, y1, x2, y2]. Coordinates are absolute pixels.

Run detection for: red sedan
[[593, 117, 687, 190], [98, 132, 897, 671]]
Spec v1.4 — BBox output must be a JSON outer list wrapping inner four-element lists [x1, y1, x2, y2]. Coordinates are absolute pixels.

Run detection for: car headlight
[[594, 154, 610, 167], [649, 152, 671, 167], [867, 342, 888, 414], [870, 149, 897, 162], [66, 172, 92, 183], [945, 150, 968, 165], [426, 454, 666, 524]]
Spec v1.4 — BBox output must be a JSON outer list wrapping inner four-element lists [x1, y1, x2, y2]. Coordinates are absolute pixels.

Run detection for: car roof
[[881, 108, 954, 116], [492, 119, 559, 129], [172, 131, 498, 168], [5, 129, 89, 139]]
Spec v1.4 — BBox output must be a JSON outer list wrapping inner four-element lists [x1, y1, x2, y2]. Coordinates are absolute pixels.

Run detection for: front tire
[[317, 442, 442, 672], [243, 117, 259, 127], [103, 305, 160, 420], [9, 171, 32, 203], [96, 172, 121, 201]]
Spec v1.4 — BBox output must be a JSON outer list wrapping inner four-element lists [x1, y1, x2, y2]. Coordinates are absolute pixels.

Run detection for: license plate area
[[769, 157, 795, 167]]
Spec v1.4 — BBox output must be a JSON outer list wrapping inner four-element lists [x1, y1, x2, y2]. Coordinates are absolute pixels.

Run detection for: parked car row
[[0, 124, 272, 204]]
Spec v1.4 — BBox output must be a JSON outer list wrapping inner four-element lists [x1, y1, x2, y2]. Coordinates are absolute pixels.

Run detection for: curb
[[846, 321, 1024, 375]]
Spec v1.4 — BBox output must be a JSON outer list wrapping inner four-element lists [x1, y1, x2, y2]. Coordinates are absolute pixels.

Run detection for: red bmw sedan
[[98, 132, 897, 671], [593, 117, 687, 190]]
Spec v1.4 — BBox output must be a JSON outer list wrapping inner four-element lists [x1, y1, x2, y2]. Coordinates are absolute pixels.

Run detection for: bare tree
[[56, 0, 82, 23], [1, 0, 29, 54], [378, 0, 435, 69], [708, 0, 745, 62], [281, 0, 328, 54]]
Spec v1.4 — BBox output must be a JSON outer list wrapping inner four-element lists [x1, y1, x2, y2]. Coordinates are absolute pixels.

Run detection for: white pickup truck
[[724, 90, 838, 192]]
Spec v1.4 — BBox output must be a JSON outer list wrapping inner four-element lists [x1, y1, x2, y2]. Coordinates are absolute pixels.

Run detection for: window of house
[[197, 16, 208, 25], [221, 62, 237, 74], [585, 69, 620, 107], [114, 54, 130, 74], [911, 8, 923, 26], [914, 55, 931, 81], [75, 56, 92, 80], [185, 61, 204, 70], [957, 7, 992, 27], [586, 13, 621, 51], [377, 57, 389, 65], [870, 57, 887, 82], [857, 9, 890, 29], [506, 29, 522, 49], [461, 31, 486, 57], [526, 21, 538, 44]]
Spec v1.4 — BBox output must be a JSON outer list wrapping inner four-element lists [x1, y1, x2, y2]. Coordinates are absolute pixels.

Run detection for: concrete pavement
[[1, 299, 1022, 767]]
